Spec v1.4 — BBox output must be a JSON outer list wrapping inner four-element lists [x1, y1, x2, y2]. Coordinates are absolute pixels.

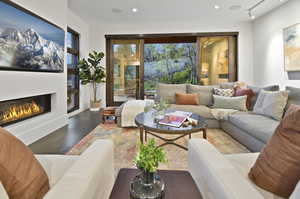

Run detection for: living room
[[0, 0, 300, 199]]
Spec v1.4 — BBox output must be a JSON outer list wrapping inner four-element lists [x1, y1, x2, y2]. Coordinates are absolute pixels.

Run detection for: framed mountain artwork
[[284, 23, 300, 72], [0, 0, 65, 72]]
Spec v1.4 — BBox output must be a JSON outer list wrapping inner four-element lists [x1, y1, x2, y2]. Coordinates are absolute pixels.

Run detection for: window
[[67, 28, 80, 113]]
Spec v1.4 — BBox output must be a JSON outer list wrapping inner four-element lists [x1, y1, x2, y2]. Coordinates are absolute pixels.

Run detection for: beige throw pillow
[[213, 95, 247, 111], [253, 90, 289, 120]]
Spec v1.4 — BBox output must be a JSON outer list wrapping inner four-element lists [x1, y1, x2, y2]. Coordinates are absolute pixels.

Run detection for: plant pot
[[130, 170, 165, 199], [142, 170, 155, 185], [90, 100, 101, 111]]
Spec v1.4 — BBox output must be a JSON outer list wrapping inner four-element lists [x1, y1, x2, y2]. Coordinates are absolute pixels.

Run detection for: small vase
[[142, 170, 155, 185], [89, 83, 101, 111], [130, 170, 165, 199], [154, 110, 165, 121]]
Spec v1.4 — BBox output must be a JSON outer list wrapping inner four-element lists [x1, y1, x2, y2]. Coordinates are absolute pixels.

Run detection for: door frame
[[105, 32, 239, 106]]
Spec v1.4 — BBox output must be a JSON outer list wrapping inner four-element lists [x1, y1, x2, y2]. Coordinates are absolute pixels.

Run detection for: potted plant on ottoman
[[78, 51, 106, 111], [130, 139, 167, 199]]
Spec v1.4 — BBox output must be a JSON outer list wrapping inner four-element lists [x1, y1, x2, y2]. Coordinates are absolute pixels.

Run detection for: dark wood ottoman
[[102, 106, 118, 123], [109, 168, 202, 199]]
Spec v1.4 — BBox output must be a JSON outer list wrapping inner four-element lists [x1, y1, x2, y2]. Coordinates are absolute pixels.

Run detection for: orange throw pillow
[[175, 93, 199, 105], [248, 104, 300, 197], [0, 127, 50, 199]]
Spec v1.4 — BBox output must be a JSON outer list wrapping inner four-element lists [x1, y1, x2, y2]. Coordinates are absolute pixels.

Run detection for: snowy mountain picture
[[0, 1, 65, 72]]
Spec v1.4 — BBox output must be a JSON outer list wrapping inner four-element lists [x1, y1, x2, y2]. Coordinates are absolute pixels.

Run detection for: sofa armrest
[[188, 139, 264, 199], [43, 140, 114, 199]]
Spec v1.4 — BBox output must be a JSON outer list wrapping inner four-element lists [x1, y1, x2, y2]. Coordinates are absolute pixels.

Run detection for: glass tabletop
[[135, 110, 207, 134]]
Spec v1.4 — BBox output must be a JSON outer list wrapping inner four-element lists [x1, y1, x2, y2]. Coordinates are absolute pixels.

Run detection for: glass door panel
[[111, 40, 142, 104], [198, 37, 230, 85]]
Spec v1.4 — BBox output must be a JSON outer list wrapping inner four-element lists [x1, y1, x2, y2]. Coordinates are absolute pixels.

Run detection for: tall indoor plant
[[78, 51, 106, 111]]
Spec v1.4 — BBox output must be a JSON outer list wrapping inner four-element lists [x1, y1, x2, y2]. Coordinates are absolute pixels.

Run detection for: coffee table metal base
[[140, 128, 207, 151]]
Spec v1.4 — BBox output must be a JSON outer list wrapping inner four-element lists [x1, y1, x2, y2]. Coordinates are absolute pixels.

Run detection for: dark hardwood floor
[[29, 110, 102, 154]]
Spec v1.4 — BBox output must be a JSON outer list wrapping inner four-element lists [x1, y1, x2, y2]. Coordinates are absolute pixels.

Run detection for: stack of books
[[158, 111, 192, 128]]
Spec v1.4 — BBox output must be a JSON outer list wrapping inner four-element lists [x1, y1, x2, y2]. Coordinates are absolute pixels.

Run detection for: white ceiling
[[68, 0, 288, 24]]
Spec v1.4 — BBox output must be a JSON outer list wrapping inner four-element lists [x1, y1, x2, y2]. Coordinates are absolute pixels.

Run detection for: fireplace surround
[[0, 94, 51, 127]]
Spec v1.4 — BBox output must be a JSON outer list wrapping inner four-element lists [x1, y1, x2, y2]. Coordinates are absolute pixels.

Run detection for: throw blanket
[[121, 100, 154, 127], [210, 108, 239, 121]]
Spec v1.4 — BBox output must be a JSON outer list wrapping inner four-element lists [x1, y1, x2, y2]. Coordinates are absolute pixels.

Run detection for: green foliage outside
[[144, 43, 198, 92], [134, 139, 167, 173]]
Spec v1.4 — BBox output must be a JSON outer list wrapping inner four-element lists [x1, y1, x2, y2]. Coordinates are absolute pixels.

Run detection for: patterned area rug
[[67, 122, 249, 172]]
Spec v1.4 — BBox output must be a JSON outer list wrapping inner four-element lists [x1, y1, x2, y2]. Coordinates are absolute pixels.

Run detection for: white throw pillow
[[253, 90, 289, 121], [0, 182, 9, 199]]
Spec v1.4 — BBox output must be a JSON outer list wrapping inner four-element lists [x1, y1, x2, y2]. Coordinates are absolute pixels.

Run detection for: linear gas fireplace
[[0, 94, 51, 127]]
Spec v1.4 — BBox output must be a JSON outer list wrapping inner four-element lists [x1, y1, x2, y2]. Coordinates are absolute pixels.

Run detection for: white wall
[[253, 0, 300, 89], [0, 0, 68, 145], [89, 20, 254, 106], [0, 0, 91, 145], [67, 10, 91, 117]]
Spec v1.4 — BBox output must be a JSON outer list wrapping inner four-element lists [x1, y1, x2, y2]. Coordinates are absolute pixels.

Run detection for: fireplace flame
[[1, 101, 43, 123]]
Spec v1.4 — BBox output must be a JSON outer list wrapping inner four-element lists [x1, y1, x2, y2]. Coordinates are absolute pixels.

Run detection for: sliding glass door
[[107, 40, 144, 105], [106, 33, 237, 106]]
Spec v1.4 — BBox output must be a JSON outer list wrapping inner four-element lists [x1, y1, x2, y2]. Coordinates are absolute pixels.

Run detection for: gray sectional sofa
[[155, 83, 299, 152]]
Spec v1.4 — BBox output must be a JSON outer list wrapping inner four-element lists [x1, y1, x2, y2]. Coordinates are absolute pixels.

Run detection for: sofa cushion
[[187, 84, 218, 106], [169, 104, 214, 119], [35, 155, 78, 187], [229, 113, 279, 143], [0, 127, 50, 199], [156, 83, 186, 104], [285, 86, 300, 110], [253, 90, 289, 121], [247, 85, 280, 110], [226, 153, 285, 199], [175, 93, 199, 105], [0, 182, 8, 199], [220, 82, 236, 89], [248, 105, 300, 198]]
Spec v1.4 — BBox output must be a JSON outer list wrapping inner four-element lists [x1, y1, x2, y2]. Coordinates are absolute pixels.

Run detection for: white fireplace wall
[[0, 0, 69, 145]]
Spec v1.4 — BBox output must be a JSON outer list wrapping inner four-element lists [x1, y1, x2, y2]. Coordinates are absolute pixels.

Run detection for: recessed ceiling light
[[214, 5, 220, 10], [251, 15, 256, 20], [132, 8, 138, 13]]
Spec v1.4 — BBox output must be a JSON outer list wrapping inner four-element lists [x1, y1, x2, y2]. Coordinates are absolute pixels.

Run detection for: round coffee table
[[135, 110, 207, 150]]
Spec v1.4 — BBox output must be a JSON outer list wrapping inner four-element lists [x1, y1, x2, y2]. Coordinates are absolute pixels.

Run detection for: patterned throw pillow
[[213, 88, 234, 97]]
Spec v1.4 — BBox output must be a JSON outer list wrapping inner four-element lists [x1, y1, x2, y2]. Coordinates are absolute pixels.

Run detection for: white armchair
[[37, 140, 114, 199], [188, 139, 300, 199]]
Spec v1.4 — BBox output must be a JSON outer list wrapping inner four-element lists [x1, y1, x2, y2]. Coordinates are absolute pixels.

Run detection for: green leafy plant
[[78, 51, 106, 103], [153, 100, 170, 112], [134, 139, 167, 173]]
